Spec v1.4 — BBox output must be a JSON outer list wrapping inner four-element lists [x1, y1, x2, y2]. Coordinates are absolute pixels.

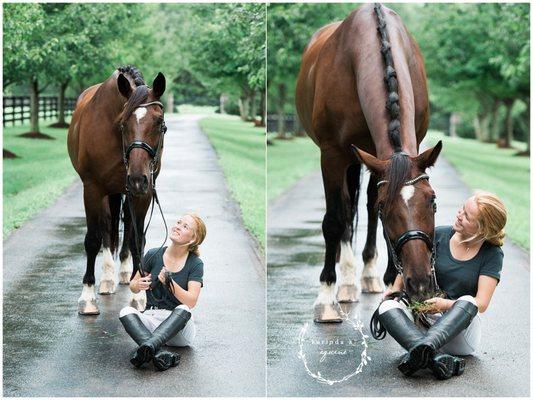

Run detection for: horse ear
[[152, 72, 166, 98], [117, 74, 132, 99], [415, 140, 442, 170], [351, 145, 387, 174]]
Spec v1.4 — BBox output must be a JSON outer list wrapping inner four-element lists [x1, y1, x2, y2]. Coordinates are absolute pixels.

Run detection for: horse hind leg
[[337, 162, 362, 303], [98, 195, 117, 295], [361, 174, 383, 293]]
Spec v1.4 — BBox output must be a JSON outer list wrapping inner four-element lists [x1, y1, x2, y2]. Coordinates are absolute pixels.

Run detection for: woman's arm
[[426, 275, 498, 313], [157, 267, 201, 308], [382, 274, 404, 299]]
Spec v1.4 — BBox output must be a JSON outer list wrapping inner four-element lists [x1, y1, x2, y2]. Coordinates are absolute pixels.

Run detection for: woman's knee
[[457, 295, 477, 307], [175, 304, 191, 313], [119, 306, 139, 318], [378, 299, 403, 315]]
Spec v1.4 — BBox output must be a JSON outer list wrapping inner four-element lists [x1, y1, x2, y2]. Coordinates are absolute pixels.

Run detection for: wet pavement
[[267, 148, 530, 396], [3, 114, 265, 396]]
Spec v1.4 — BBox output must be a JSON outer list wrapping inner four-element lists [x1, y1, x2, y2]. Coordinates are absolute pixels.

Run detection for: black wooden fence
[[3, 96, 77, 126], [267, 114, 298, 134]]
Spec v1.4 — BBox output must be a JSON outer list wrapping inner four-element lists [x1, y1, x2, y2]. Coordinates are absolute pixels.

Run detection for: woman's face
[[453, 197, 480, 237], [170, 215, 197, 246]]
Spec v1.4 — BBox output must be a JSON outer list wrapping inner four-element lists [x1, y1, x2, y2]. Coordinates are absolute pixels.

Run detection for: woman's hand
[[130, 272, 151, 293], [158, 267, 167, 284], [425, 297, 454, 313]]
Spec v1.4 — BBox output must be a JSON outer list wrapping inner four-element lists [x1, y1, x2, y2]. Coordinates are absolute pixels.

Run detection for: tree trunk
[[51, 80, 70, 128], [249, 90, 257, 122], [238, 94, 250, 121], [526, 102, 530, 154], [166, 93, 174, 114], [498, 99, 514, 148], [29, 79, 40, 133], [488, 100, 501, 142], [449, 113, 460, 137], [276, 83, 286, 138], [219, 93, 228, 114], [474, 113, 490, 142], [259, 89, 265, 127]]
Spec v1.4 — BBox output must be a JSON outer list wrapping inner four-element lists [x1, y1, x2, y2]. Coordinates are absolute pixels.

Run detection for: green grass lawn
[[3, 121, 76, 238], [424, 130, 529, 250], [267, 135, 320, 201], [200, 114, 266, 250]]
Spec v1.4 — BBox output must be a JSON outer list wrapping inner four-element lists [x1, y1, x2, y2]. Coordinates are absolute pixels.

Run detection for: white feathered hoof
[[361, 276, 383, 293], [99, 279, 116, 295], [78, 299, 100, 315], [313, 304, 343, 323], [130, 291, 147, 312], [337, 284, 360, 303], [119, 271, 131, 285]]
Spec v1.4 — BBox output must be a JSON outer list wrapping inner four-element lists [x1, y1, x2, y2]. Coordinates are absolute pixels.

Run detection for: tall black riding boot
[[135, 308, 191, 366], [409, 300, 478, 370], [379, 306, 466, 379], [119, 313, 181, 370]]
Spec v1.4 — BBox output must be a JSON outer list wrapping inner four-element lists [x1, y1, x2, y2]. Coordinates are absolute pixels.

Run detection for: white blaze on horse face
[[400, 185, 415, 206], [313, 283, 337, 306], [134, 107, 147, 124], [338, 241, 356, 286]]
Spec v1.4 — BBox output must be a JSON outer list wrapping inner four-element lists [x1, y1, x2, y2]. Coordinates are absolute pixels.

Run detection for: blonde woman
[[378, 191, 506, 380], [119, 213, 207, 371]]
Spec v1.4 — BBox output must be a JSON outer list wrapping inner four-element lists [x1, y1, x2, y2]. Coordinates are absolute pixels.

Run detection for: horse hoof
[[337, 284, 359, 303], [131, 299, 146, 312], [78, 299, 100, 315], [119, 272, 131, 285], [314, 304, 343, 323], [361, 277, 383, 293], [99, 279, 116, 295]]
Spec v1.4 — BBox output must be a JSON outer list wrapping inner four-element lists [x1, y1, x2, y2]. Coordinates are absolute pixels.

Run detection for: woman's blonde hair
[[185, 212, 207, 256], [470, 191, 507, 247]]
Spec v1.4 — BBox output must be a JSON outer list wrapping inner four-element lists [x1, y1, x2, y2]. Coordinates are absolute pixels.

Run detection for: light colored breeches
[[119, 304, 196, 347], [379, 295, 481, 356]]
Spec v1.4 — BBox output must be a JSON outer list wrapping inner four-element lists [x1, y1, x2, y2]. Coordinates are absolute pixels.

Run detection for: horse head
[[353, 141, 443, 300], [117, 72, 166, 197]]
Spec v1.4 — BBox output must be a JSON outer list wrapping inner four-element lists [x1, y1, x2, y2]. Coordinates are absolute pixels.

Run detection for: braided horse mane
[[373, 3, 411, 213]]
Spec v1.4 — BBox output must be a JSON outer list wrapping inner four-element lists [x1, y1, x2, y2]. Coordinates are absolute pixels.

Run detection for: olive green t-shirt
[[142, 246, 204, 310], [434, 226, 503, 300]]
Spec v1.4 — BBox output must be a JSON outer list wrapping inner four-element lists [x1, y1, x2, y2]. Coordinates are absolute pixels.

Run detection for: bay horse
[[68, 66, 166, 315], [295, 3, 442, 322]]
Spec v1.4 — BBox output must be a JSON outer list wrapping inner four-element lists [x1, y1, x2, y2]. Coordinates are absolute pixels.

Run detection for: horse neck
[[93, 74, 127, 123]]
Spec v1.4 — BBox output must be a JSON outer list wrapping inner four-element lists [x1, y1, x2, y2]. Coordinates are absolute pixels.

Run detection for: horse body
[[296, 4, 440, 322], [68, 67, 166, 315]]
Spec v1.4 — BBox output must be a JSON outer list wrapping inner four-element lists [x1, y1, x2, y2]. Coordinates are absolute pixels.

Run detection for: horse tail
[[373, 3, 402, 153], [108, 194, 122, 256], [346, 163, 362, 245]]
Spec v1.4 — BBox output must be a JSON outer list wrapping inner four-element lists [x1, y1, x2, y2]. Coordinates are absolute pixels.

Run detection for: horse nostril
[[405, 277, 416, 293], [142, 175, 149, 187]]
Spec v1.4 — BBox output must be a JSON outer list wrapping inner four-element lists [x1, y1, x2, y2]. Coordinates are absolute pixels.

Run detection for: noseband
[[119, 100, 167, 178], [377, 173, 439, 290]]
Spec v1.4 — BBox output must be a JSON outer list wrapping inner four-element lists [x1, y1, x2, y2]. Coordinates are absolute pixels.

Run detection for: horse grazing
[[296, 3, 442, 322], [68, 66, 166, 315]]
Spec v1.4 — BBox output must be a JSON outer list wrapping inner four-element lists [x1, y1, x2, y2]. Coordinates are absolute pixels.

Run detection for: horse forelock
[[120, 85, 150, 125], [383, 152, 411, 213]]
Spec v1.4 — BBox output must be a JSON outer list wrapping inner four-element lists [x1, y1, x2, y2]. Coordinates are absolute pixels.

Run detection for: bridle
[[376, 173, 439, 291], [119, 100, 167, 189], [119, 99, 169, 280]]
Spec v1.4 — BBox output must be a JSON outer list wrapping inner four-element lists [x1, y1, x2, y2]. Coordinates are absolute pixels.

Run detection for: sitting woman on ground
[[119, 212, 207, 371], [377, 191, 506, 380]]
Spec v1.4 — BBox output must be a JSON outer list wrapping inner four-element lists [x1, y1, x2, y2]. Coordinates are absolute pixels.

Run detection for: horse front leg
[[78, 185, 104, 315], [314, 151, 351, 322], [337, 162, 362, 303], [361, 174, 383, 293], [128, 195, 151, 311], [118, 197, 133, 285], [99, 195, 117, 295]]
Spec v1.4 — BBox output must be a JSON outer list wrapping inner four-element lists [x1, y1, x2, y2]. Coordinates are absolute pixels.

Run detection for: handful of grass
[[407, 291, 447, 315]]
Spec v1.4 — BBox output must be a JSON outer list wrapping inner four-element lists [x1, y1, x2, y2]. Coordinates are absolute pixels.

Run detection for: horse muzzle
[[126, 174, 150, 196]]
